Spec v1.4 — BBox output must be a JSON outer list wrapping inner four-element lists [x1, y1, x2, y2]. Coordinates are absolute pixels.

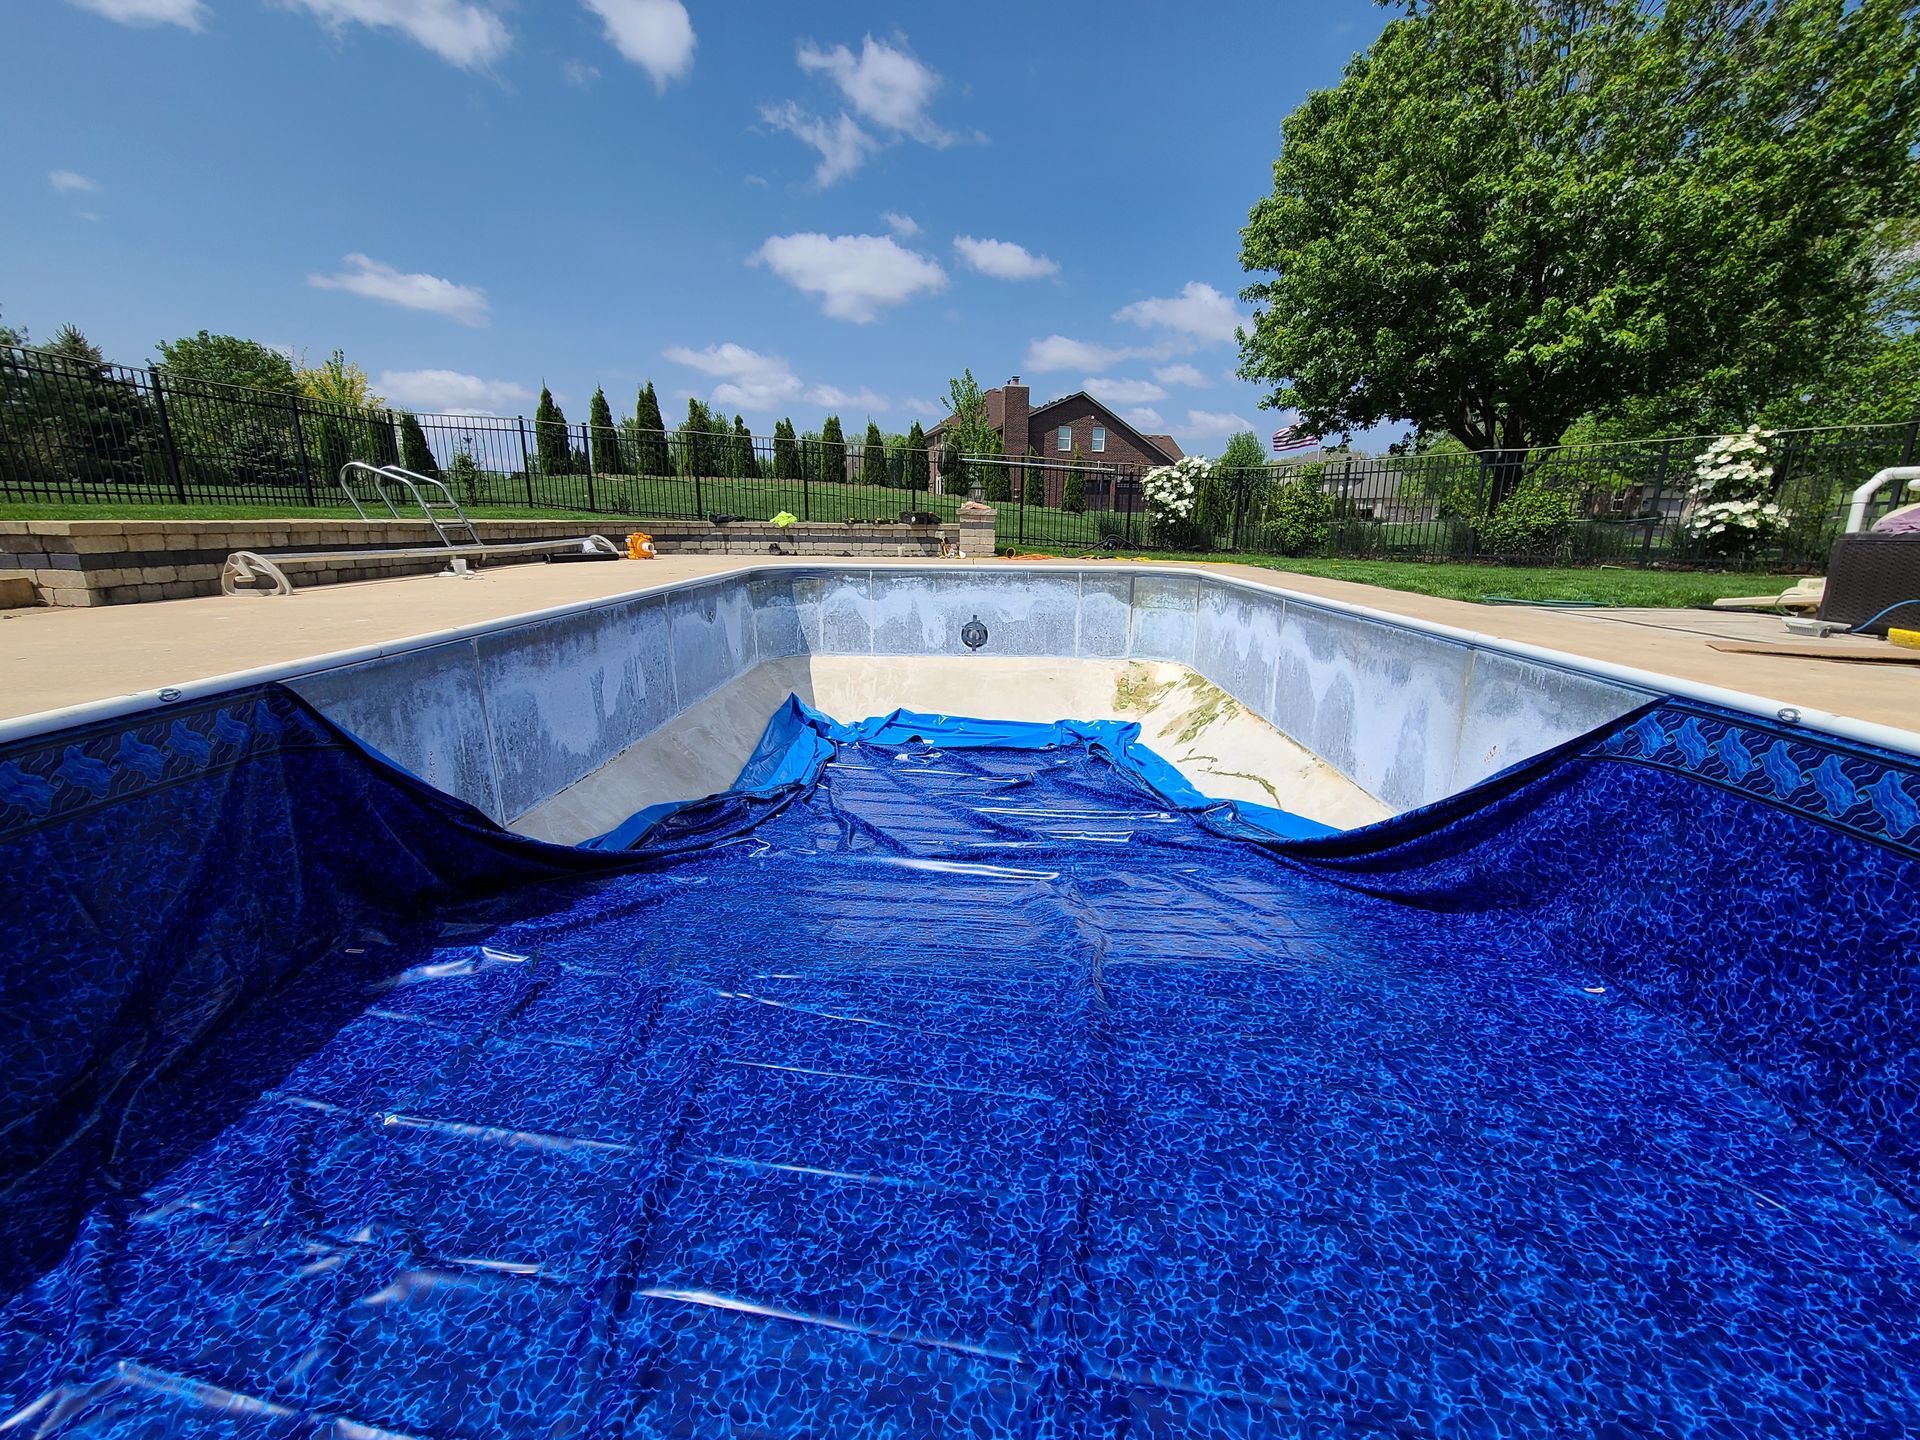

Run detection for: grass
[[3, 495, 1805, 608], [1155, 554, 1806, 608]]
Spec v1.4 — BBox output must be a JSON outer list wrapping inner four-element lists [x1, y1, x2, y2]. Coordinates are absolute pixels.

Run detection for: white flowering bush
[[1142, 455, 1211, 543], [1682, 425, 1788, 557]]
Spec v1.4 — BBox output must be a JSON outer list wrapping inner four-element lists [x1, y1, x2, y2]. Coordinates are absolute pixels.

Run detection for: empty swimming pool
[[3, 565, 1917, 1438]]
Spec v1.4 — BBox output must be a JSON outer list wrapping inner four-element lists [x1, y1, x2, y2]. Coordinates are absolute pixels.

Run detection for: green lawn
[[2, 496, 1805, 608], [1164, 554, 1806, 608]]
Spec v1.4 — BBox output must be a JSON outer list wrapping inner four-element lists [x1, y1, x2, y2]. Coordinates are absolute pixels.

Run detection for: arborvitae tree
[[398, 411, 441, 478], [732, 414, 759, 478], [885, 433, 910, 488], [633, 381, 668, 476], [680, 397, 716, 477], [773, 417, 800, 480], [1025, 445, 1046, 508], [1062, 445, 1088, 514], [588, 386, 624, 473], [860, 419, 888, 486], [983, 439, 1013, 502], [904, 420, 929, 493], [819, 415, 846, 484], [534, 385, 571, 475], [798, 430, 822, 484]]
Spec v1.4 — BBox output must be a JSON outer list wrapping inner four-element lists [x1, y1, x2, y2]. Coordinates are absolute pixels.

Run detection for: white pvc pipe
[[1844, 466, 1920, 534]]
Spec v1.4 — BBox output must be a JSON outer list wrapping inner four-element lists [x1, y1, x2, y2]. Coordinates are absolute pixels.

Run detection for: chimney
[[1001, 376, 1030, 458]]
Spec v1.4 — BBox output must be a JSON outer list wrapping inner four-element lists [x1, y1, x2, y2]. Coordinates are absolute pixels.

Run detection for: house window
[[1057, 425, 1071, 451], [1091, 426, 1106, 453]]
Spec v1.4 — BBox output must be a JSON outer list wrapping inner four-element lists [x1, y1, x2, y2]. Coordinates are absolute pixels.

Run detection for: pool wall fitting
[[8, 563, 1910, 827]]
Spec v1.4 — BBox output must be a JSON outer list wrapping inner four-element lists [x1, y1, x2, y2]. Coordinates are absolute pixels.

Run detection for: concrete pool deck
[[1, 554, 1913, 734]]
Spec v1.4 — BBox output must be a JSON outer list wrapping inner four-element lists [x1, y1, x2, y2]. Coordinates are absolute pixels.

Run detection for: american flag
[[1272, 424, 1320, 454]]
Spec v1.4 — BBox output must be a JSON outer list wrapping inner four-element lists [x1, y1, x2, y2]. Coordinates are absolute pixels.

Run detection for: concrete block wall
[[276, 565, 1652, 829], [0, 518, 960, 606]]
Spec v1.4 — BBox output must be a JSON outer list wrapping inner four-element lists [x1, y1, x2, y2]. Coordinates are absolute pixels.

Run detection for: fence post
[[148, 367, 187, 502], [583, 423, 596, 511], [801, 460, 810, 521], [517, 418, 535, 507], [1641, 438, 1673, 566], [288, 395, 314, 506], [1900, 418, 1918, 469]]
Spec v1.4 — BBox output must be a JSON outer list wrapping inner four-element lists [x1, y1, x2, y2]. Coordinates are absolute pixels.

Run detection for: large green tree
[[1239, 0, 1920, 489], [860, 419, 888, 486], [154, 332, 300, 393], [733, 414, 759, 478], [397, 412, 441, 478], [819, 415, 846, 484], [632, 381, 669, 475], [772, 417, 800, 479], [903, 420, 930, 493], [588, 386, 624, 473], [941, 369, 1000, 495], [534, 385, 571, 475]]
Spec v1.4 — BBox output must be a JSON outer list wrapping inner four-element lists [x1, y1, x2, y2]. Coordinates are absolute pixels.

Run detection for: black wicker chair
[[1819, 533, 1920, 635]]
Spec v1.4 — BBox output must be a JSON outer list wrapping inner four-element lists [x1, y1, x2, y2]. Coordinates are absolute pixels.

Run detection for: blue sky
[[6, 0, 1391, 455]]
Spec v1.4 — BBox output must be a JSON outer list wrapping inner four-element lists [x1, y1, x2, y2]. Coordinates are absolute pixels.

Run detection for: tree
[[588, 386, 624, 473], [679, 397, 730, 477], [534, 385, 571, 475], [773, 417, 801, 480], [1061, 468, 1088, 515], [154, 332, 299, 393], [1239, 0, 1920, 502], [299, 349, 390, 480], [819, 414, 846, 484], [733, 414, 759, 478], [4, 323, 156, 488], [941, 369, 999, 495], [397, 411, 441, 478], [631, 381, 669, 475], [860, 420, 888, 486], [1024, 445, 1048, 508], [904, 420, 930, 493]]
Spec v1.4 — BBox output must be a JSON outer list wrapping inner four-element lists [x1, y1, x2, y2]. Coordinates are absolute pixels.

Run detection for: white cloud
[[307, 253, 490, 326], [807, 384, 888, 412], [663, 342, 803, 411], [797, 35, 951, 144], [1182, 408, 1256, 439], [1125, 406, 1166, 431], [1154, 362, 1210, 388], [1115, 282, 1246, 345], [66, 0, 206, 28], [1084, 376, 1166, 406], [580, 0, 694, 88], [282, 0, 509, 70], [881, 211, 919, 238], [377, 369, 532, 414], [954, 236, 1058, 281], [751, 232, 946, 323], [904, 395, 941, 417], [49, 170, 98, 194], [759, 102, 875, 187], [562, 58, 599, 88], [1023, 334, 1156, 374]]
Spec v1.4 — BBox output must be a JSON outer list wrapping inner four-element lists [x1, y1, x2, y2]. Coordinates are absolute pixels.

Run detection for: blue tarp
[[583, 697, 1338, 852], [2, 683, 1919, 1437]]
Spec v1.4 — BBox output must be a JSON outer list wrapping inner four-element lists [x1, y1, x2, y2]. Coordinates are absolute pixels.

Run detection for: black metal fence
[[4, 342, 1913, 568]]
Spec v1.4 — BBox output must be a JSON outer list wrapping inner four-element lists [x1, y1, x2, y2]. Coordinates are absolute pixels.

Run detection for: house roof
[[1027, 391, 1183, 464], [926, 387, 1183, 464]]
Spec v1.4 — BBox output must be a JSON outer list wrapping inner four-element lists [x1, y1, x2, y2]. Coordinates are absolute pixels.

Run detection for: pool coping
[[3, 561, 1915, 760]]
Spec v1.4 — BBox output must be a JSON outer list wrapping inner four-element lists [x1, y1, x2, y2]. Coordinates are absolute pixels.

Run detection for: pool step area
[[508, 655, 1391, 845]]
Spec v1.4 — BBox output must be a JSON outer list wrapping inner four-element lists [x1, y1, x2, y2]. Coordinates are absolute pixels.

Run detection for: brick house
[[924, 378, 1183, 508]]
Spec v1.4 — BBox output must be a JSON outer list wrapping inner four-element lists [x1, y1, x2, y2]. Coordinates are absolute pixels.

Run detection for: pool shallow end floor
[[2, 688, 1919, 1436]]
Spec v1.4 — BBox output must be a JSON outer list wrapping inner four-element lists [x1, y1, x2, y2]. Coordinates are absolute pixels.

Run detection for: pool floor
[[4, 738, 1918, 1437]]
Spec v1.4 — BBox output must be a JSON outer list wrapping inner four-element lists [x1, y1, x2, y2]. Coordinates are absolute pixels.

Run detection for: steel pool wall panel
[[473, 592, 680, 823], [285, 639, 502, 821]]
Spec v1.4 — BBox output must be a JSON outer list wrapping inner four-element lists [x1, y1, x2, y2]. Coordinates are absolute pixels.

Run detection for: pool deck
[[1, 555, 1913, 733]]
